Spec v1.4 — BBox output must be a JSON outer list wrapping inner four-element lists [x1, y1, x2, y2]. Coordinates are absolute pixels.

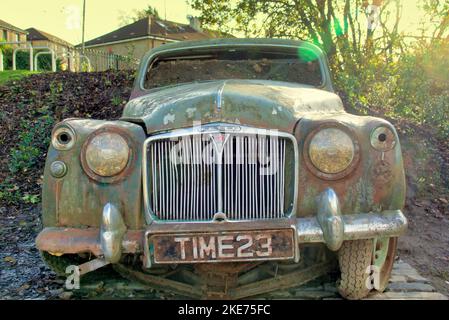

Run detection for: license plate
[[151, 229, 295, 264]]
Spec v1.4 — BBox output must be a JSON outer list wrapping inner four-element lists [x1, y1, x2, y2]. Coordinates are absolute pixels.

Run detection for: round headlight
[[308, 128, 355, 174], [85, 132, 130, 177]]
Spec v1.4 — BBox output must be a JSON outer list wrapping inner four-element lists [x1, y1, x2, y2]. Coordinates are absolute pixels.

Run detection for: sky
[[1, 0, 426, 46], [1, 0, 199, 45]]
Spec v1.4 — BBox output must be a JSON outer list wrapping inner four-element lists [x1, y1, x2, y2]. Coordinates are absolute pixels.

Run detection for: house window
[[2, 30, 7, 41], [15, 33, 20, 42]]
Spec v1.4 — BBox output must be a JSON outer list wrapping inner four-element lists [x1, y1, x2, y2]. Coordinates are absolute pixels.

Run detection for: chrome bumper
[[36, 188, 407, 262], [297, 188, 407, 251]]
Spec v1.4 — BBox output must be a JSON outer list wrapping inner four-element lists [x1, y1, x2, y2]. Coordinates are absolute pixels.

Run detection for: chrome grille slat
[[280, 140, 283, 216], [146, 128, 295, 221], [268, 136, 272, 217], [236, 136, 241, 220]]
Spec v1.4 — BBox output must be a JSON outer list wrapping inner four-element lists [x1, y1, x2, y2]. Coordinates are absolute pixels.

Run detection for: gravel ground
[[0, 206, 62, 300], [1, 203, 448, 300]]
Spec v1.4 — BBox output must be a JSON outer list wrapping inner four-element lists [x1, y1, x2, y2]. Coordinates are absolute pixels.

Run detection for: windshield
[[144, 46, 323, 89]]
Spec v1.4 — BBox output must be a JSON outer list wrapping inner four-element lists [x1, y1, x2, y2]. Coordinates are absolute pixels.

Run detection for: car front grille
[[143, 124, 298, 221]]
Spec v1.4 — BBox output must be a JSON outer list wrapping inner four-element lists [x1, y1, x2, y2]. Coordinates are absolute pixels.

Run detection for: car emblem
[[209, 133, 230, 155], [200, 124, 241, 133]]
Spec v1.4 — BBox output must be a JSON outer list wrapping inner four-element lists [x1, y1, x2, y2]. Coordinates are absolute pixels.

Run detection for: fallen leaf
[[252, 63, 262, 73], [59, 291, 73, 300], [436, 256, 449, 261], [18, 283, 30, 292], [4, 256, 17, 264]]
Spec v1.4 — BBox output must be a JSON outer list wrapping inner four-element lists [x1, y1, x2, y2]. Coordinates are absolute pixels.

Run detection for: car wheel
[[372, 237, 398, 292], [337, 237, 397, 300]]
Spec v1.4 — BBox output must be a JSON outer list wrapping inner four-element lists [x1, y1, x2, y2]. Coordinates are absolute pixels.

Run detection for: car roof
[[145, 38, 325, 56]]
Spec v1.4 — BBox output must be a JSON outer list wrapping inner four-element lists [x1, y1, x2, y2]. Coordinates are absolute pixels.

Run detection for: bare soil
[[399, 200, 449, 296], [398, 131, 449, 296], [0, 71, 448, 299]]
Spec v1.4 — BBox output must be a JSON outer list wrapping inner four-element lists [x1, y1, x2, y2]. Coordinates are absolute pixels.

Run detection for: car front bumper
[[36, 188, 407, 264]]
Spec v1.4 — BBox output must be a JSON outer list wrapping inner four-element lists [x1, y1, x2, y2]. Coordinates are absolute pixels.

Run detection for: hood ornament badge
[[209, 133, 230, 155], [216, 81, 227, 112]]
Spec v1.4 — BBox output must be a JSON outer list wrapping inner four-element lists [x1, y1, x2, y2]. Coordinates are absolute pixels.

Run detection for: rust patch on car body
[[122, 80, 344, 134], [36, 227, 144, 255]]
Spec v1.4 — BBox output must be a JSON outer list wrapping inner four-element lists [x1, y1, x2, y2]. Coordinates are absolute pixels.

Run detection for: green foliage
[[1, 106, 54, 204], [190, 0, 449, 139], [49, 80, 63, 95], [111, 95, 122, 106], [36, 54, 63, 72], [0, 70, 39, 85], [136, 5, 160, 19], [334, 40, 449, 139], [0, 70, 135, 207], [0, 46, 62, 71], [118, 5, 160, 26], [8, 115, 54, 174], [0, 179, 21, 205], [21, 194, 40, 204], [3, 49, 30, 70]]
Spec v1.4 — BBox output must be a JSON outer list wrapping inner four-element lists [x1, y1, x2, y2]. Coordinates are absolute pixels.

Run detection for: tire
[[337, 239, 373, 300], [337, 238, 397, 300], [40, 251, 85, 277]]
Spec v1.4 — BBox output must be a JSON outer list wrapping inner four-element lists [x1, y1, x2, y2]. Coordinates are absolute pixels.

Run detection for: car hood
[[121, 80, 344, 134]]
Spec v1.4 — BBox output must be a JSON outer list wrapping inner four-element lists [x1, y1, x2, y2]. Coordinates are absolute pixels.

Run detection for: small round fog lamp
[[370, 127, 396, 151], [50, 161, 67, 178]]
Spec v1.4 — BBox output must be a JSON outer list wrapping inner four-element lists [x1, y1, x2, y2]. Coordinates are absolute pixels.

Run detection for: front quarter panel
[[295, 113, 406, 217], [42, 119, 146, 229]]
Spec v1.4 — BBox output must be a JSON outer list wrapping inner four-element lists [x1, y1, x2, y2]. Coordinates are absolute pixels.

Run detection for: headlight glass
[[308, 128, 354, 174], [85, 132, 129, 177]]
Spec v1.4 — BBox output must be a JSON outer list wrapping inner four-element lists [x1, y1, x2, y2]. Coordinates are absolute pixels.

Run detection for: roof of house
[[79, 16, 232, 47], [26, 28, 74, 48], [0, 19, 28, 34]]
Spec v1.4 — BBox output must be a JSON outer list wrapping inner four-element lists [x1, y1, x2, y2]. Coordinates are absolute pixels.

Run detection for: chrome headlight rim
[[370, 126, 397, 151], [303, 123, 360, 181], [80, 127, 135, 183]]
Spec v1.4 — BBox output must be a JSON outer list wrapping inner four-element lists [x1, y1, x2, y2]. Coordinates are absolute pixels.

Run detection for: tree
[[188, 1, 402, 69], [420, 0, 449, 40], [118, 5, 161, 26]]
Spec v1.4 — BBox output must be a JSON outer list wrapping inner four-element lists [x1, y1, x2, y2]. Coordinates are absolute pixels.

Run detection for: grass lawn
[[0, 70, 39, 85]]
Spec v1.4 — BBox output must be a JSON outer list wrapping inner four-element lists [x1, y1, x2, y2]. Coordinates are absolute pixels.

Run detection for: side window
[[15, 33, 19, 42], [2, 30, 7, 41]]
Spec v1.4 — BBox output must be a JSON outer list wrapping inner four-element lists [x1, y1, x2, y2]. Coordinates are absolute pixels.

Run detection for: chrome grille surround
[[142, 123, 299, 223]]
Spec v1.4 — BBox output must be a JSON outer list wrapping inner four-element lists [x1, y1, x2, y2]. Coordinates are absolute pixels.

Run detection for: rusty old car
[[36, 38, 407, 299]]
